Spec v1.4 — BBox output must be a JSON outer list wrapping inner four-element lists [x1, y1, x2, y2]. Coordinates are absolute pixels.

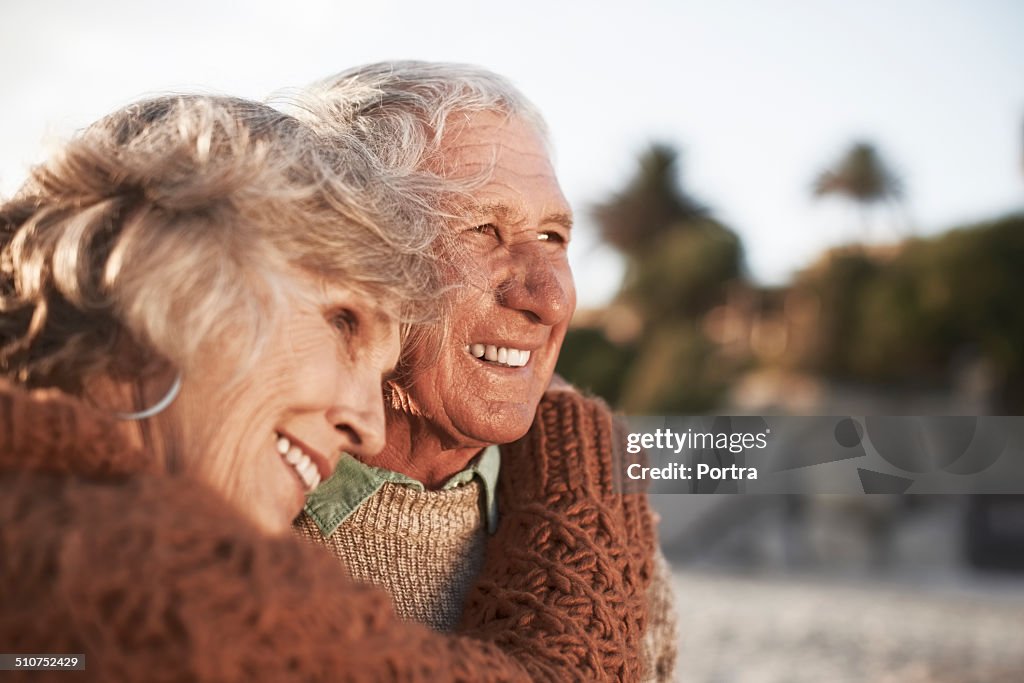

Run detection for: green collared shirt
[[303, 445, 501, 537]]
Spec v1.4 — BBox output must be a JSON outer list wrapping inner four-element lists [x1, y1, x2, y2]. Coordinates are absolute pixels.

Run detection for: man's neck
[[365, 413, 486, 489]]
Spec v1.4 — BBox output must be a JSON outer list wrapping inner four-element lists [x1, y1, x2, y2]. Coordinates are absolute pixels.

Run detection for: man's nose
[[326, 376, 387, 458], [496, 248, 573, 326]]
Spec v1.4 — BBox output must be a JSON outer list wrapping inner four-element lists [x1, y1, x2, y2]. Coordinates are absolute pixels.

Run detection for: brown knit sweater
[[0, 383, 653, 681]]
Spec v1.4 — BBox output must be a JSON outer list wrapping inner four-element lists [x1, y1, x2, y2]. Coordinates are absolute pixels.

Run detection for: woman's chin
[[239, 484, 306, 536], [252, 507, 299, 536]]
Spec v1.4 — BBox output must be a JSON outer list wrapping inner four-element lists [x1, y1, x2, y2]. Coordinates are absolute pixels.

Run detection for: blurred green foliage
[[620, 219, 742, 321], [797, 213, 1024, 411], [592, 144, 706, 253], [558, 144, 746, 412], [555, 327, 637, 406], [813, 141, 906, 238], [813, 141, 903, 204], [559, 139, 1022, 414], [617, 322, 739, 412]]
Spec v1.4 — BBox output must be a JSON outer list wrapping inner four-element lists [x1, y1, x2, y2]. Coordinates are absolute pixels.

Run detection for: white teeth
[[466, 344, 531, 367], [296, 456, 319, 491], [298, 457, 316, 481], [275, 432, 322, 493]]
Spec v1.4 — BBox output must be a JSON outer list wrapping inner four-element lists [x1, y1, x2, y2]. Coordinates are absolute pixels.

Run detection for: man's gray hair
[[283, 62, 553, 380], [292, 60, 549, 180]]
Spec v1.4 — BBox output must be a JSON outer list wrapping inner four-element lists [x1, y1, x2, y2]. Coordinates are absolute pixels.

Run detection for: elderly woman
[[0, 95, 650, 681]]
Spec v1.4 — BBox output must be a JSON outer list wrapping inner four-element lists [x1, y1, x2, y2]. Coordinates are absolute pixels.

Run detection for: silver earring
[[114, 374, 182, 421]]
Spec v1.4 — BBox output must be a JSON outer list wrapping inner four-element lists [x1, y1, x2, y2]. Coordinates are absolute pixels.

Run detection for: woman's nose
[[326, 379, 387, 457]]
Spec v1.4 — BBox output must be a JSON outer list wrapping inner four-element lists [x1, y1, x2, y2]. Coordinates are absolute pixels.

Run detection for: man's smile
[[464, 343, 532, 368]]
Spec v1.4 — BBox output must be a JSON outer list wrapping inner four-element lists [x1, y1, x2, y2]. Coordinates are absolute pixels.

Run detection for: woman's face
[[165, 274, 400, 534]]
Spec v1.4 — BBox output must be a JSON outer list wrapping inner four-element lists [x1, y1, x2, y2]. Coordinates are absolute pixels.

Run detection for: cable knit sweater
[[0, 383, 653, 682]]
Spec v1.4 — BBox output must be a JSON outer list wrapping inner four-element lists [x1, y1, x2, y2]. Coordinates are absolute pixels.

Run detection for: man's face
[[397, 111, 576, 449]]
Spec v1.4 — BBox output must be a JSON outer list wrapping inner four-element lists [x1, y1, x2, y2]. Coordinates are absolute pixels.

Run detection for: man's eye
[[469, 223, 498, 236], [538, 231, 568, 244]]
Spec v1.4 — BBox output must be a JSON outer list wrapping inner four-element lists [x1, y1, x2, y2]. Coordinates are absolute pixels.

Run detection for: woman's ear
[[90, 329, 174, 411], [106, 328, 159, 381], [80, 365, 181, 473]]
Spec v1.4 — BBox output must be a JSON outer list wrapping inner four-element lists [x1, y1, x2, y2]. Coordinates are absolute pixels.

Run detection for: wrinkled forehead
[[436, 111, 571, 220], [435, 110, 552, 175]]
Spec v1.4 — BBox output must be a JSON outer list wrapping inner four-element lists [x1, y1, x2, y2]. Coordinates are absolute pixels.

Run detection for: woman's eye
[[329, 309, 358, 337]]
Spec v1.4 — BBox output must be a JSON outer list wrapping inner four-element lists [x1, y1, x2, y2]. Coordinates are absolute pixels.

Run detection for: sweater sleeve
[[459, 390, 657, 681]]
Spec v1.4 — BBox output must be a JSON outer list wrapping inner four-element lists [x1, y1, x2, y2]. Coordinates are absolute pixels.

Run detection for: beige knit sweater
[[296, 481, 488, 632], [295, 402, 679, 681]]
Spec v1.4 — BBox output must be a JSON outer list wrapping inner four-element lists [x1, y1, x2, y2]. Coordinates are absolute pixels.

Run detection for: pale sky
[[2, 0, 1022, 307]]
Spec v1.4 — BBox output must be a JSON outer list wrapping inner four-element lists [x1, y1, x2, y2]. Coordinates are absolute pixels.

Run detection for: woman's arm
[[460, 390, 655, 681]]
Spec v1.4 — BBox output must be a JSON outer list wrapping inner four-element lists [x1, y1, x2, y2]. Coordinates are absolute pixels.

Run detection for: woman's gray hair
[[0, 95, 443, 392], [282, 61, 551, 382]]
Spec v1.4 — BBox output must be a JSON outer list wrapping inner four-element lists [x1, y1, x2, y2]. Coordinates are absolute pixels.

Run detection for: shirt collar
[[302, 445, 501, 538]]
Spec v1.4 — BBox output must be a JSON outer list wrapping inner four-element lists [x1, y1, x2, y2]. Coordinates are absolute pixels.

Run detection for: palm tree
[[813, 141, 907, 240], [592, 143, 743, 320], [593, 143, 706, 255]]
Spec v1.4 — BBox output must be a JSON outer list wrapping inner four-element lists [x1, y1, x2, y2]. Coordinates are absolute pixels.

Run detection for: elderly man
[[292, 62, 677, 681]]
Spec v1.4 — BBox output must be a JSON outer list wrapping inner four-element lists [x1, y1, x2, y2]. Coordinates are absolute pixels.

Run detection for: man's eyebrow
[[468, 201, 522, 224], [543, 211, 574, 231], [470, 201, 574, 231]]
